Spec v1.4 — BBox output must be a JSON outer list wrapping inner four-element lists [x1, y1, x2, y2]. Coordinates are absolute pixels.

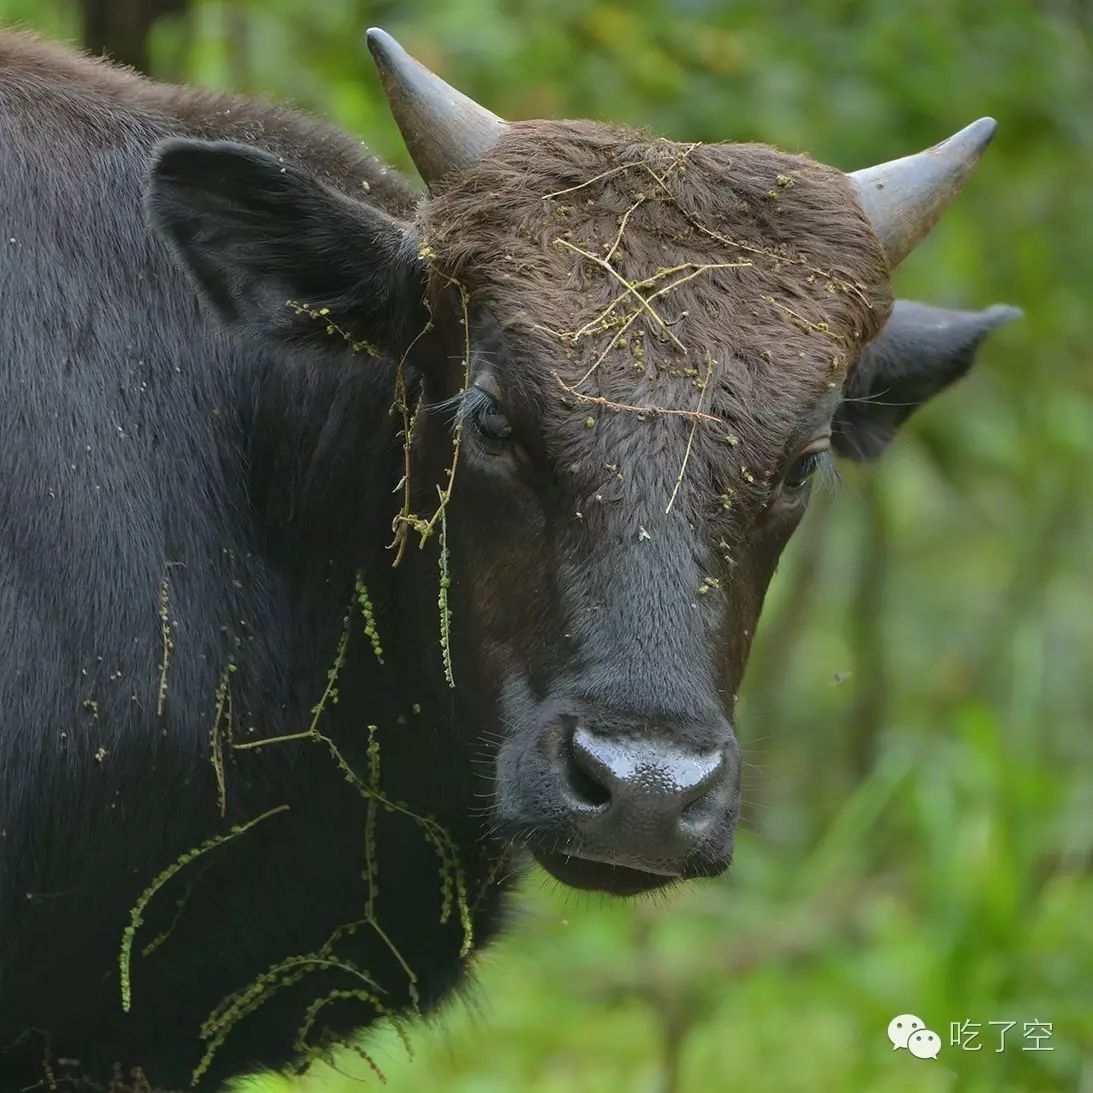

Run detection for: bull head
[[366, 27, 995, 266], [149, 31, 1018, 894]]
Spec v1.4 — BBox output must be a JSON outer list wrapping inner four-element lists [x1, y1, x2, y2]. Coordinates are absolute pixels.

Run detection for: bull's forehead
[[422, 120, 892, 514], [421, 119, 891, 353]]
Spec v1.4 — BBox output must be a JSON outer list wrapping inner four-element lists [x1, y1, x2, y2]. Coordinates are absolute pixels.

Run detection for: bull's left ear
[[146, 138, 427, 357], [832, 299, 1022, 460]]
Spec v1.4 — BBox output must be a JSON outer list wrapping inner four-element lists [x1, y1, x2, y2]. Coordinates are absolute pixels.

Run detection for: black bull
[[0, 28, 1017, 1092]]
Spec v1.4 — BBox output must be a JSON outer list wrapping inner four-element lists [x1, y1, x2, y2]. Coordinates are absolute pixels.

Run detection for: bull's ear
[[832, 299, 1021, 460], [146, 138, 426, 356]]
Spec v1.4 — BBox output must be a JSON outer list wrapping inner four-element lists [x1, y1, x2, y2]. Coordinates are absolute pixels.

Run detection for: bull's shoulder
[[0, 28, 418, 216]]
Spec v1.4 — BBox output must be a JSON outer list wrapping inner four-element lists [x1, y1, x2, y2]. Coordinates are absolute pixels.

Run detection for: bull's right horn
[[849, 117, 998, 267]]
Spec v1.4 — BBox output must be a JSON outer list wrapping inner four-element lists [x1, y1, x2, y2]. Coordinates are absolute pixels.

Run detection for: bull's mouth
[[531, 848, 681, 896]]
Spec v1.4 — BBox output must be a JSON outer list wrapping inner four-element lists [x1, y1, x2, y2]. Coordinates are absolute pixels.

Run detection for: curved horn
[[850, 117, 997, 267], [366, 28, 508, 188]]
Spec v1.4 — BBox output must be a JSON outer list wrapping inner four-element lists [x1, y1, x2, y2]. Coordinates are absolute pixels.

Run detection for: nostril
[[559, 723, 734, 826], [679, 785, 718, 826], [679, 756, 728, 827], [564, 733, 612, 810]]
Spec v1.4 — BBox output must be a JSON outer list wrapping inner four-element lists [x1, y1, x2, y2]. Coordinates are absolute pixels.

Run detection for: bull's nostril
[[679, 785, 718, 826], [564, 736, 612, 809], [678, 754, 727, 830]]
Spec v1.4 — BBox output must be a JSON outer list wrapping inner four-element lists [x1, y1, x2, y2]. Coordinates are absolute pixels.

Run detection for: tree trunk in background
[[847, 475, 889, 778], [225, 0, 250, 92], [81, 0, 188, 74]]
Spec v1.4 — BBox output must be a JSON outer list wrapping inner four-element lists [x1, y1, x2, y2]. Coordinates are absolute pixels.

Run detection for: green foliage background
[[2, 0, 1090, 1089]]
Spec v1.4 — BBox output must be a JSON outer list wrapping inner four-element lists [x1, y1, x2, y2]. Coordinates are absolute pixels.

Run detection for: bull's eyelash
[[423, 385, 497, 434], [814, 450, 841, 494]]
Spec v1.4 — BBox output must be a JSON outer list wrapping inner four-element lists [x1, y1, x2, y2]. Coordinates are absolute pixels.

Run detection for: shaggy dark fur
[[0, 31, 493, 1092], [0, 29, 1015, 1092], [424, 119, 892, 528]]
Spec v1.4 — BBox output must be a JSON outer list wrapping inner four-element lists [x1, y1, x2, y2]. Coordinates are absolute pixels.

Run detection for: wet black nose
[[559, 723, 734, 872]]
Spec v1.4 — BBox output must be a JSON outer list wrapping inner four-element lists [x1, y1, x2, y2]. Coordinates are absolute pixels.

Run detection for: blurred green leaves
[[1, 0, 1089, 1087]]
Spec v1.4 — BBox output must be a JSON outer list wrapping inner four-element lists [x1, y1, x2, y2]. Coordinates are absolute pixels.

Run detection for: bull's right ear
[[832, 299, 1021, 460], [146, 138, 427, 357]]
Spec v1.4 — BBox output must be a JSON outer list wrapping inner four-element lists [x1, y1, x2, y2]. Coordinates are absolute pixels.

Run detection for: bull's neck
[[240, 351, 451, 711], [242, 352, 402, 575]]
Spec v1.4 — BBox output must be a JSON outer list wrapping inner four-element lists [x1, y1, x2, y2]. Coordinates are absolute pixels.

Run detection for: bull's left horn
[[849, 117, 997, 267], [366, 27, 508, 189]]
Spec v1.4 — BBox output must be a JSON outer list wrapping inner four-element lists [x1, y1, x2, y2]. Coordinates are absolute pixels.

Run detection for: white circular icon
[[908, 1028, 942, 1060], [887, 1013, 925, 1050]]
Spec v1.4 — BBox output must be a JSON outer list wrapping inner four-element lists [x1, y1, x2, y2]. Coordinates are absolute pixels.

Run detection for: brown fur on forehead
[[423, 121, 890, 381], [421, 120, 893, 513]]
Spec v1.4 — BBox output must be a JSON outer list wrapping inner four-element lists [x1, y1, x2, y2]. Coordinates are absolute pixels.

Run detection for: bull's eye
[[782, 450, 825, 492], [468, 389, 512, 442]]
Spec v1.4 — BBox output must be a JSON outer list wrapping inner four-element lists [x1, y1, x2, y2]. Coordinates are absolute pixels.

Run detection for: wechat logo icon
[[888, 1014, 941, 1059]]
